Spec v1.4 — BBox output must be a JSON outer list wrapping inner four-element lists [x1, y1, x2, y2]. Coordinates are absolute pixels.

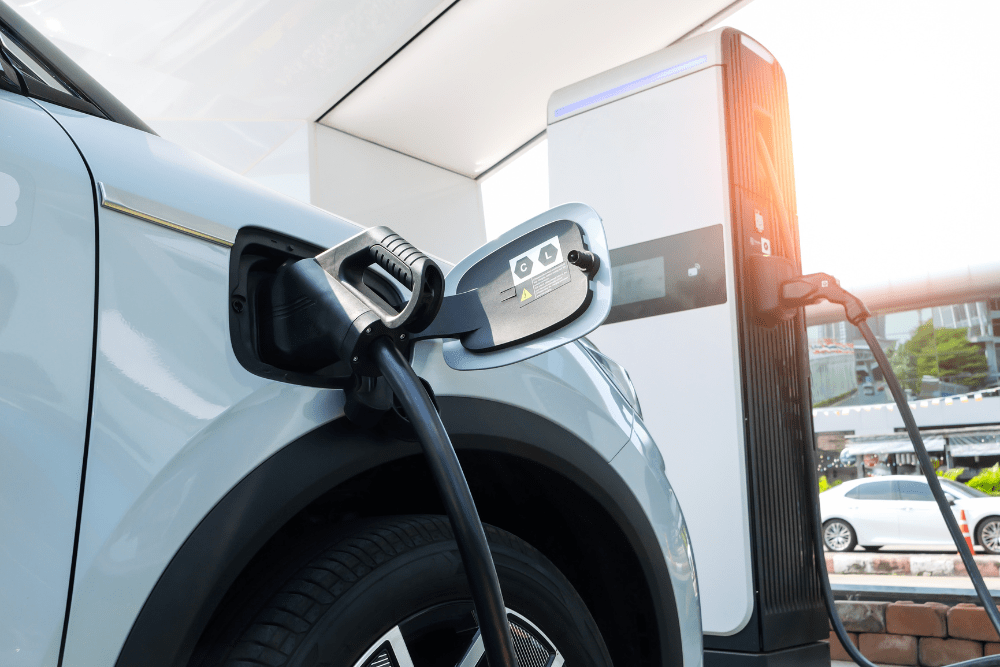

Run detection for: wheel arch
[[116, 397, 680, 667], [822, 515, 854, 526]]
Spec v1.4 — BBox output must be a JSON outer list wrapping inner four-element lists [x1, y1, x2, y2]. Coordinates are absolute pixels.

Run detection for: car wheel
[[823, 519, 857, 552], [862, 545, 882, 552], [198, 515, 612, 667], [978, 516, 1000, 555]]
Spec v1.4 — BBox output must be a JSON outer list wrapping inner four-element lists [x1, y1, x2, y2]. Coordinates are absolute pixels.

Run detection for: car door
[[0, 78, 97, 667], [845, 479, 902, 545], [896, 478, 953, 544]]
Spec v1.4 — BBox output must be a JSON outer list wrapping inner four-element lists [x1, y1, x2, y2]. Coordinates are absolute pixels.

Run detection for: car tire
[[823, 519, 857, 552], [977, 516, 1000, 555], [194, 515, 613, 667], [861, 545, 882, 552]]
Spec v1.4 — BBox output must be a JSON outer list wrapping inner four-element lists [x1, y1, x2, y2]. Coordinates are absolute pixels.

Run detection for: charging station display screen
[[612, 257, 666, 306], [605, 224, 726, 324]]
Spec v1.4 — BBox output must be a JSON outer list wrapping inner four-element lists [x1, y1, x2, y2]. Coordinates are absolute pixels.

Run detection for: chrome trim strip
[[98, 182, 236, 247]]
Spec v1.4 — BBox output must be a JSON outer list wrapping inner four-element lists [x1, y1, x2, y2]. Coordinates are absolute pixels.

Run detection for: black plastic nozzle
[[258, 226, 445, 377]]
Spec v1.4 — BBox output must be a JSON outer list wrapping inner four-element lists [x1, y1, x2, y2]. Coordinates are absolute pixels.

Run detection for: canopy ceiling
[[10, 0, 744, 178]]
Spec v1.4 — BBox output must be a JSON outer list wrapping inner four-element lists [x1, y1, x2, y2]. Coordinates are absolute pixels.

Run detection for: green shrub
[[818, 476, 842, 493], [968, 464, 1000, 496], [937, 467, 964, 481]]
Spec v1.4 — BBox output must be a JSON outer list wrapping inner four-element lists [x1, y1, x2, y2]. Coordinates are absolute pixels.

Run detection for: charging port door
[[425, 202, 612, 371]]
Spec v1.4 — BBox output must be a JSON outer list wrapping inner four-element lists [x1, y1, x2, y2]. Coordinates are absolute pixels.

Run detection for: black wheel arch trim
[[114, 396, 682, 667]]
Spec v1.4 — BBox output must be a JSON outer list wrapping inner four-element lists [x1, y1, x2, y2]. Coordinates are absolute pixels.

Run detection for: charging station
[[548, 28, 828, 665], [13, 3, 1000, 666]]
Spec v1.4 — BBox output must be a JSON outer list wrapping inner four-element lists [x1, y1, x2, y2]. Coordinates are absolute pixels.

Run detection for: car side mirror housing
[[426, 203, 612, 371]]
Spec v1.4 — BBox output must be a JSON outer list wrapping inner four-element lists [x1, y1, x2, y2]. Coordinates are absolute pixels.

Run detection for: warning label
[[517, 261, 570, 308]]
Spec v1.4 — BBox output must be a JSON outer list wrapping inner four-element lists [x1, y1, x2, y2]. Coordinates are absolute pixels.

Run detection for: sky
[[481, 0, 1000, 288]]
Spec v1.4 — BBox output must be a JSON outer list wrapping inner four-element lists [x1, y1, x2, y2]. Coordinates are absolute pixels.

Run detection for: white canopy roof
[[10, 0, 743, 177]]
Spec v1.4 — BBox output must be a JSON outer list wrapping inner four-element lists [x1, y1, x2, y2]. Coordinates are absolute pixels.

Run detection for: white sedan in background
[[821, 476, 1000, 554]]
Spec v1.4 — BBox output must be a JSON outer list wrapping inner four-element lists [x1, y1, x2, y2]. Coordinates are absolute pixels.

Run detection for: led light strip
[[99, 182, 236, 248], [554, 55, 708, 118]]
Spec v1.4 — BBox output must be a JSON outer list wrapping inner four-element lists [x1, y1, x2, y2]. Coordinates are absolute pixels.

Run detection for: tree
[[890, 321, 988, 393], [889, 338, 920, 395]]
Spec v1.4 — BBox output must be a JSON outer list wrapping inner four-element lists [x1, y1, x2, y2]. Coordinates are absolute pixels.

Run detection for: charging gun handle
[[315, 226, 444, 333], [780, 272, 871, 325]]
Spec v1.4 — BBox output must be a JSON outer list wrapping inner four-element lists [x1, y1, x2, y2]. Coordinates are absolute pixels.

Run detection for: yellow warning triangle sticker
[[520, 288, 532, 301]]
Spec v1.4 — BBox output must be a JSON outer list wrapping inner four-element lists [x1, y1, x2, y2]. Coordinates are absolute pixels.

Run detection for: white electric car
[[0, 6, 700, 667], [821, 476, 1000, 554]]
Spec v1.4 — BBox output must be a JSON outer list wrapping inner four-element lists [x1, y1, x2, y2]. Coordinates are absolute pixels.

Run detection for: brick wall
[[831, 600, 1000, 666]]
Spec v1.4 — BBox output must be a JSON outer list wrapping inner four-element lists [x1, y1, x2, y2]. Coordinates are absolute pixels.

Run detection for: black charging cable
[[268, 229, 520, 666], [794, 288, 1000, 667], [371, 336, 519, 667]]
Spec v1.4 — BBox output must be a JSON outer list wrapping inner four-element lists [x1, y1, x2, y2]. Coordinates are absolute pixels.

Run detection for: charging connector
[[780, 271, 871, 325], [254, 225, 521, 667]]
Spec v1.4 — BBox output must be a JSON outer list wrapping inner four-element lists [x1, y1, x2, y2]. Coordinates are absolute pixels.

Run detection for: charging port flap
[[431, 202, 612, 371]]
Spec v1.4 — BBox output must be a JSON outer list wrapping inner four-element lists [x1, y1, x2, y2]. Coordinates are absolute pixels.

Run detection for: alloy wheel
[[824, 521, 852, 551], [981, 520, 1000, 554], [352, 603, 564, 667]]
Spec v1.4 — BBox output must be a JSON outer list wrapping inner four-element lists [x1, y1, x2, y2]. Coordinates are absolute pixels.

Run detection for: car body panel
[[896, 477, 951, 544], [821, 479, 903, 546], [897, 499, 951, 544], [412, 339, 635, 461], [20, 102, 697, 665], [0, 90, 96, 667], [612, 414, 703, 667], [28, 102, 364, 667], [33, 102, 362, 252]]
